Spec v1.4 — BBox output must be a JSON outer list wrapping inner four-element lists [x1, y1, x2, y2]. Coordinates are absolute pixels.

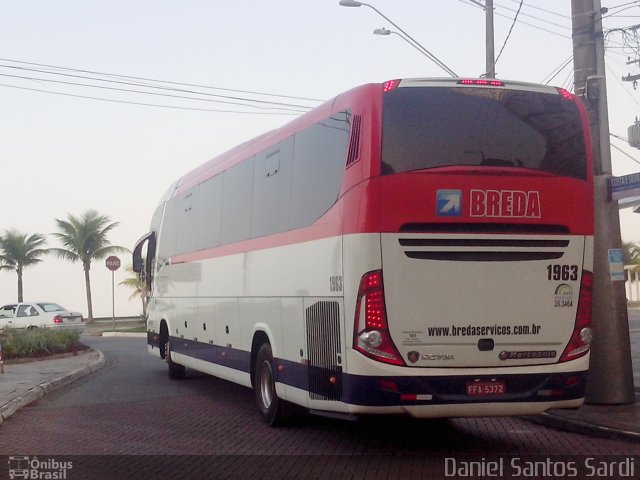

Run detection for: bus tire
[[254, 343, 284, 427], [167, 340, 186, 380], [159, 322, 168, 360]]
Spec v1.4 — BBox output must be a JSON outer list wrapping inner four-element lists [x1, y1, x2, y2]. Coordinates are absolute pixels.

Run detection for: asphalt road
[[0, 336, 638, 479]]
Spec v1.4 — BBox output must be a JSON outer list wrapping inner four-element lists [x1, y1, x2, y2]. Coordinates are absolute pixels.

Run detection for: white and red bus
[[133, 78, 594, 426]]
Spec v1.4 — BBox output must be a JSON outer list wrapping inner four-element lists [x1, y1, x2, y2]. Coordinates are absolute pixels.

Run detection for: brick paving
[[0, 337, 638, 479]]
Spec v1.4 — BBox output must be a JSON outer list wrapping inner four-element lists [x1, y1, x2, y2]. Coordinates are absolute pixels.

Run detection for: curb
[[100, 332, 146, 338], [526, 412, 640, 443], [0, 349, 106, 424]]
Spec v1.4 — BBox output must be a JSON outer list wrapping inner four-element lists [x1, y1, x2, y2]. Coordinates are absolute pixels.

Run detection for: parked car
[[0, 302, 85, 332]]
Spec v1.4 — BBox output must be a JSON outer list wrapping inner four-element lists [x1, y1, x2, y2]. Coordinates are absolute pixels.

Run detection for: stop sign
[[105, 255, 121, 271]]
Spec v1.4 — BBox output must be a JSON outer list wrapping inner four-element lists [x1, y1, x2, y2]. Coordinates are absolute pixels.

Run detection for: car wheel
[[254, 343, 284, 426]]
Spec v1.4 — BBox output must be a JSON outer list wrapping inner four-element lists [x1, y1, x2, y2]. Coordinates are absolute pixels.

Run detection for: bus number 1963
[[546, 264, 578, 281], [330, 276, 343, 293]]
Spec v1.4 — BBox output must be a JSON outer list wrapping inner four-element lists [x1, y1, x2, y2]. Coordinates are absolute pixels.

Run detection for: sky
[[2, 0, 640, 317]]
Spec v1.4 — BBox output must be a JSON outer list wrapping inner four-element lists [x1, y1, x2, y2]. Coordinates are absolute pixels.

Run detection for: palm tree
[[50, 210, 129, 323], [119, 263, 148, 316], [623, 241, 640, 283], [623, 241, 640, 266], [0, 230, 49, 302]]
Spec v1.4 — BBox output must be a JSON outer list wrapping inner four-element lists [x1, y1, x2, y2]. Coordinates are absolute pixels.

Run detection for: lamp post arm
[[361, 1, 458, 77], [388, 31, 442, 66]]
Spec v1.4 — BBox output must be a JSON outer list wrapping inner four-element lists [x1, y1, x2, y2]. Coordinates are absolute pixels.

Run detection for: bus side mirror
[[133, 248, 143, 273], [132, 232, 155, 273]]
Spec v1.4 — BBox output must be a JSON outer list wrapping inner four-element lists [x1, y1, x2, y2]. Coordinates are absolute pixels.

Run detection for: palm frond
[[0, 229, 49, 269], [48, 247, 80, 263]]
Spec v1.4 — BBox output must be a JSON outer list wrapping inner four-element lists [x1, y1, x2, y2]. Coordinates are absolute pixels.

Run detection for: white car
[[0, 302, 85, 332]]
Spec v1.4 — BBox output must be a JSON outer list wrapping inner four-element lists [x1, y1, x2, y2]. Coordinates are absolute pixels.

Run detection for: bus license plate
[[466, 380, 506, 397]]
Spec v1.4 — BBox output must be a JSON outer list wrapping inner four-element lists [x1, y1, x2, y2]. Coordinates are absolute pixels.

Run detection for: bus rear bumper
[[343, 398, 583, 418], [338, 370, 587, 416]]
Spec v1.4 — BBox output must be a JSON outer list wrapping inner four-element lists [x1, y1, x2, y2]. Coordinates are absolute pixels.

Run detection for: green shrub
[[0, 328, 81, 359]]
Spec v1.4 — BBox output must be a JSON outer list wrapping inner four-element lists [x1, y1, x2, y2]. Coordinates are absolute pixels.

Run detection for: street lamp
[[339, 0, 458, 77]]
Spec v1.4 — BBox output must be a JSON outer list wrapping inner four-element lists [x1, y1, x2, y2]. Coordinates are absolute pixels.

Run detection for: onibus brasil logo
[[8, 456, 73, 480]]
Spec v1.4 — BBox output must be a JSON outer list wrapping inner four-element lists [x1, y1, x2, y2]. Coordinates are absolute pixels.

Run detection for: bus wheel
[[166, 340, 186, 380], [159, 323, 168, 359], [254, 343, 283, 426]]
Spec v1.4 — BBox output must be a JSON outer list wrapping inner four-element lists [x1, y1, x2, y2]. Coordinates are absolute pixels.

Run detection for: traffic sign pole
[[105, 256, 121, 333], [112, 270, 115, 332]]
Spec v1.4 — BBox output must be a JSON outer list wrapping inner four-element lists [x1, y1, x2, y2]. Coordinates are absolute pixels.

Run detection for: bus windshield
[[381, 86, 587, 180]]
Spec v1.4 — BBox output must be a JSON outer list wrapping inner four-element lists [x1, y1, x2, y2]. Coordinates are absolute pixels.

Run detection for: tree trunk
[[141, 296, 147, 316], [17, 266, 23, 302], [84, 262, 94, 323]]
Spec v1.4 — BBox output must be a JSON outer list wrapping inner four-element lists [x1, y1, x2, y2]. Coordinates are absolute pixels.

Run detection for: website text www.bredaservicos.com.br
[[428, 323, 542, 337]]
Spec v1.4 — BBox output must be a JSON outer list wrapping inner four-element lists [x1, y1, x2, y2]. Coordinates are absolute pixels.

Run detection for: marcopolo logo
[[470, 189, 541, 218], [8, 456, 73, 480]]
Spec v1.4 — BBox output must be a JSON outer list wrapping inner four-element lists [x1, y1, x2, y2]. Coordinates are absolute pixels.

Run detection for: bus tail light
[[383, 80, 400, 92], [457, 79, 504, 87], [353, 270, 405, 366], [556, 87, 574, 100], [559, 271, 593, 362]]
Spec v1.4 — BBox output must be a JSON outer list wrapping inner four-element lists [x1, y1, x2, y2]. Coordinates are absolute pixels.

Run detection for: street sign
[[105, 256, 121, 271], [608, 248, 625, 282], [609, 173, 640, 201]]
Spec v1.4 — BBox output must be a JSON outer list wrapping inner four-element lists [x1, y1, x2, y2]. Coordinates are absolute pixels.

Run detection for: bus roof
[[175, 78, 573, 197], [175, 85, 371, 195]]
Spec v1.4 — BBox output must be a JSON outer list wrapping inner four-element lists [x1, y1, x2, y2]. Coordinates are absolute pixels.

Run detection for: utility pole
[[571, 0, 634, 404], [485, 0, 495, 78]]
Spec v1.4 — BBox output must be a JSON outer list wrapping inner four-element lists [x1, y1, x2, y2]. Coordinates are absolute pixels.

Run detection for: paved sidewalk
[[0, 344, 639, 442], [0, 348, 105, 424], [534, 390, 640, 442]]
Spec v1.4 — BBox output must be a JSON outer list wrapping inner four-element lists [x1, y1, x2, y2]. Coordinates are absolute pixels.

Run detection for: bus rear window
[[381, 86, 587, 179]]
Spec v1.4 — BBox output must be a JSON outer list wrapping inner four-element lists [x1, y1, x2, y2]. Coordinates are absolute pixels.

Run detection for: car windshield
[[37, 303, 65, 312]]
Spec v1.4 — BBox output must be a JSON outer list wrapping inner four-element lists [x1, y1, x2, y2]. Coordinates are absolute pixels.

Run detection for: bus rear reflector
[[559, 271, 593, 362], [353, 270, 405, 366]]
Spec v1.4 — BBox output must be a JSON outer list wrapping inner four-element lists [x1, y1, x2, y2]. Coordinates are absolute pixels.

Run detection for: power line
[[604, 1, 640, 15], [0, 82, 300, 115], [494, 0, 524, 67], [604, 54, 640, 108], [0, 72, 311, 113], [492, 9, 570, 38], [0, 64, 316, 111], [457, 0, 570, 38], [541, 55, 573, 84], [560, 66, 574, 92], [610, 134, 640, 167], [504, 0, 569, 19], [0, 57, 325, 103], [494, 1, 570, 30]]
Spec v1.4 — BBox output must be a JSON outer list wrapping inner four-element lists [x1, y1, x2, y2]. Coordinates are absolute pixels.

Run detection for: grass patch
[[0, 328, 83, 359], [98, 326, 147, 336]]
